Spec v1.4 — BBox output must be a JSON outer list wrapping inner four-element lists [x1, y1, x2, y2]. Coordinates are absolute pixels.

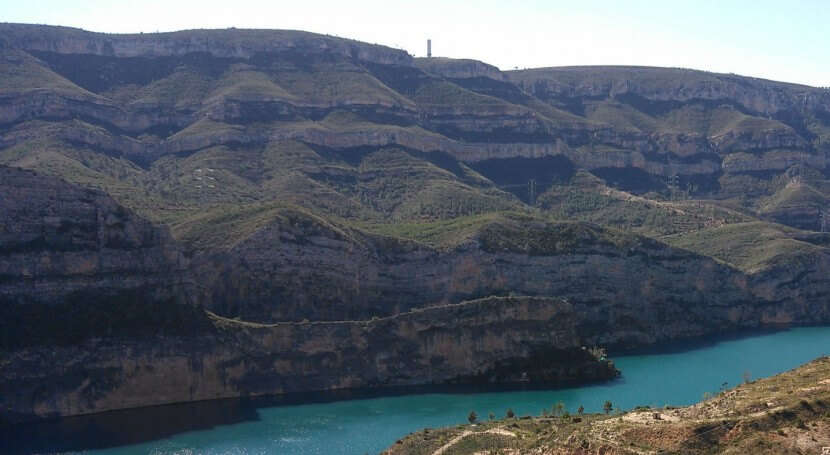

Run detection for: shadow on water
[[1, 399, 260, 454], [610, 325, 791, 357], [1, 377, 623, 454], [3, 324, 827, 454]]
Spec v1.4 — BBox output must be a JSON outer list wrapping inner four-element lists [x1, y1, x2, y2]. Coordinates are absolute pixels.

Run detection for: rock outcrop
[[414, 57, 506, 80], [506, 65, 830, 115], [0, 166, 189, 308], [0, 23, 412, 65], [0, 296, 621, 421]]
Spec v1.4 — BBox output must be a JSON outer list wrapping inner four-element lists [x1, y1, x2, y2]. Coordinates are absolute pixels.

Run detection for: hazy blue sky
[[3, 0, 828, 87]]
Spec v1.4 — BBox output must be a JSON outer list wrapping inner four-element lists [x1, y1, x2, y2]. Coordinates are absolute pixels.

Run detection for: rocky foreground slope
[[384, 356, 830, 455], [1, 24, 830, 420]]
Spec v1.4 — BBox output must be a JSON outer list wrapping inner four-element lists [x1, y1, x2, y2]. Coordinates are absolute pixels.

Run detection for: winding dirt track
[[431, 427, 516, 455]]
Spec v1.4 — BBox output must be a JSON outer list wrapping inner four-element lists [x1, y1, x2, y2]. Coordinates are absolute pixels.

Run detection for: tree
[[577, 405, 584, 416], [742, 370, 752, 384], [588, 346, 607, 360], [468, 411, 478, 424], [603, 401, 613, 414], [488, 412, 495, 421], [553, 401, 565, 417], [506, 408, 515, 419]]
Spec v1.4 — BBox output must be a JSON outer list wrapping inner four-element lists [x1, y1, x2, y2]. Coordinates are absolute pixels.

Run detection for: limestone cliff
[[1, 296, 619, 421], [414, 57, 506, 80], [0, 166, 189, 309], [192, 209, 756, 324], [0, 23, 412, 64]]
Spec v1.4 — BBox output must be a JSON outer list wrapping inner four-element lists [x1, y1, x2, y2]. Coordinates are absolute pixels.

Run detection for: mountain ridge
[[1, 23, 830, 420]]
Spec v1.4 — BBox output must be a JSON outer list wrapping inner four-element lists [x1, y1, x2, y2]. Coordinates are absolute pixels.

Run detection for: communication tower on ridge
[[527, 179, 537, 206], [666, 174, 679, 201], [427, 39, 432, 58]]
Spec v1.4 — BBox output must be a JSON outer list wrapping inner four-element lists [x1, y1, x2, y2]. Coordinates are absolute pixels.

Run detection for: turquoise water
[[6, 326, 830, 455]]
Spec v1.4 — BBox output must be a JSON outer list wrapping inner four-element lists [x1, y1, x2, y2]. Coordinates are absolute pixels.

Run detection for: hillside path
[[431, 427, 516, 455]]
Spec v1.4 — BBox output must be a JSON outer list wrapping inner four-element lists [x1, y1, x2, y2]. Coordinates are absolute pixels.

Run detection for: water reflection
[[1, 379, 617, 454], [3, 326, 829, 455], [2, 399, 259, 454]]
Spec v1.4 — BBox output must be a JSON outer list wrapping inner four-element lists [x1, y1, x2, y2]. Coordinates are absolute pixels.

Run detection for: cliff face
[[0, 23, 412, 64], [749, 250, 830, 323], [507, 66, 830, 115], [414, 57, 506, 80], [5, 286, 809, 422], [0, 296, 619, 421], [0, 166, 188, 307], [4, 268, 824, 422], [194, 210, 759, 325]]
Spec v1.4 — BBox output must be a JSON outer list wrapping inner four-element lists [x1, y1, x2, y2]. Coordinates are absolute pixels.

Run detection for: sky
[[3, 0, 828, 87]]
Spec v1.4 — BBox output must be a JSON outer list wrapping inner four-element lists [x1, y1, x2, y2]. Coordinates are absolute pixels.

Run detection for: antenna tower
[[527, 179, 537, 206], [666, 174, 679, 201]]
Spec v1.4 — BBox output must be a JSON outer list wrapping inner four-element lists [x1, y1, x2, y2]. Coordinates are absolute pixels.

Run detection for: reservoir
[[5, 326, 830, 455]]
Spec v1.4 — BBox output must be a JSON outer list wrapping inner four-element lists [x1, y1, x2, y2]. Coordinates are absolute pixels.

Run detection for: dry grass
[[385, 356, 830, 455]]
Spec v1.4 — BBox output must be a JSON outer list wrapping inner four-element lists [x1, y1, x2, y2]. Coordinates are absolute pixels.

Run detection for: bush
[[506, 408, 515, 419], [603, 401, 613, 414], [468, 411, 478, 424]]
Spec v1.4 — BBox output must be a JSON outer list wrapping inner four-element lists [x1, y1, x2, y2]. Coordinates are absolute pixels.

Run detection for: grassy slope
[[384, 356, 830, 455], [0, 49, 99, 97], [663, 221, 826, 273], [583, 98, 796, 138], [539, 170, 753, 236], [760, 181, 828, 215], [507, 65, 825, 140], [171, 200, 359, 250], [505, 65, 819, 95], [2, 46, 829, 271], [3, 122, 819, 271]]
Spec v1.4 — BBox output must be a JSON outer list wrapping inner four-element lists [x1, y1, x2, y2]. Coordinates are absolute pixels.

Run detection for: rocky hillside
[[0, 166, 198, 347], [384, 355, 830, 455], [2, 24, 830, 419], [0, 166, 188, 304]]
